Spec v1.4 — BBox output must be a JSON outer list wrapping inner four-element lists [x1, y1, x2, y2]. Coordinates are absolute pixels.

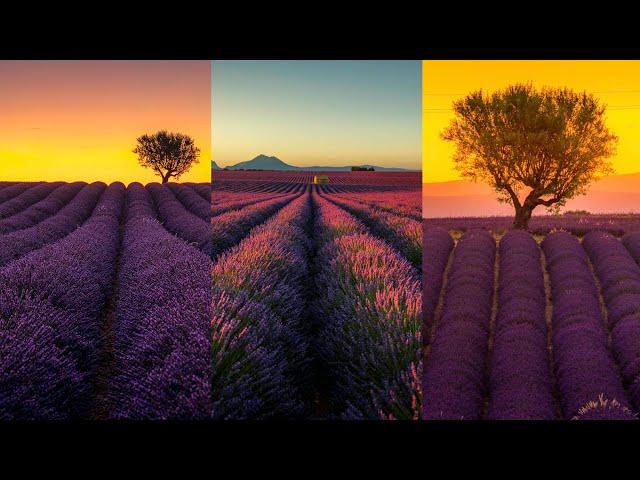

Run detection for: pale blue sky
[[212, 60, 421, 169]]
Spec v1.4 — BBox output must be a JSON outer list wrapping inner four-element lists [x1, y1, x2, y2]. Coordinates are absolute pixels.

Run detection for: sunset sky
[[0, 61, 210, 183], [423, 60, 640, 183], [212, 61, 421, 169]]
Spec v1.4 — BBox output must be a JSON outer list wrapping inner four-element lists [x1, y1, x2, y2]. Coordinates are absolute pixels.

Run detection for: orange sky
[[423, 60, 640, 183], [0, 61, 210, 184]]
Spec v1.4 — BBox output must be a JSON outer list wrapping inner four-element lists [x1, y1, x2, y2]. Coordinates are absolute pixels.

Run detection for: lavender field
[[211, 171, 422, 419], [424, 214, 640, 238], [423, 221, 640, 420], [0, 181, 211, 419]]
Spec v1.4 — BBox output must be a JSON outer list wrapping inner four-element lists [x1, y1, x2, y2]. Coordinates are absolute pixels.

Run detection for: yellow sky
[[423, 60, 640, 183], [0, 61, 210, 184]]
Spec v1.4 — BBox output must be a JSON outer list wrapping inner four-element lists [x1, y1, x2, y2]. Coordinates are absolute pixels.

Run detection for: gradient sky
[[423, 60, 640, 183], [0, 61, 210, 183], [212, 61, 421, 169]]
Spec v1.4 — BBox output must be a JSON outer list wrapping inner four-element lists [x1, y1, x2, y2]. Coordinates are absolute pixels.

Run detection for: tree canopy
[[441, 84, 617, 229], [134, 130, 200, 183]]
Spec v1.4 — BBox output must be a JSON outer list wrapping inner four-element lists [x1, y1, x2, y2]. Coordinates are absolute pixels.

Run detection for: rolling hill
[[423, 172, 640, 217], [214, 154, 416, 172]]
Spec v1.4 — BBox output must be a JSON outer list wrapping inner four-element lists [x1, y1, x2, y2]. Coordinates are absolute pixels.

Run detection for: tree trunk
[[161, 172, 171, 184], [513, 205, 534, 230]]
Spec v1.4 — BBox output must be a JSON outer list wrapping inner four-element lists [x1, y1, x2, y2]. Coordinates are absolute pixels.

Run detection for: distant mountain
[[228, 155, 293, 170], [221, 154, 416, 172], [423, 172, 640, 217], [211, 161, 222, 170]]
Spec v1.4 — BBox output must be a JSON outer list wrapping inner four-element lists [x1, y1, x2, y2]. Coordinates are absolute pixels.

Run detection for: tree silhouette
[[134, 130, 200, 183], [442, 84, 617, 229]]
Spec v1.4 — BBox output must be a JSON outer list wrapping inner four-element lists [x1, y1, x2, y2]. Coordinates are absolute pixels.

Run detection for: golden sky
[[0, 61, 210, 184], [423, 60, 640, 183]]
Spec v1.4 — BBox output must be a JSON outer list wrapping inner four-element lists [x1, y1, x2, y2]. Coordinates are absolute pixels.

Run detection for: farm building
[[313, 175, 329, 184]]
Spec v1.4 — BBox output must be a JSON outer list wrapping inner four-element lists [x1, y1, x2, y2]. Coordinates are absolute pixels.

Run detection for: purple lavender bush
[[106, 183, 211, 419], [312, 192, 421, 419], [583, 231, 640, 412], [422, 227, 454, 344], [623, 232, 640, 266], [212, 194, 299, 259], [146, 182, 212, 255], [542, 231, 632, 419], [324, 193, 422, 265], [0, 182, 105, 267], [572, 394, 637, 420], [166, 182, 211, 221], [0, 183, 125, 419], [487, 230, 555, 419], [211, 287, 305, 418], [0, 291, 86, 419], [422, 230, 496, 420], [211, 192, 287, 218], [0, 182, 86, 234], [185, 182, 211, 202], [0, 182, 37, 204], [424, 214, 640, 237], [211, 195, 313, 418], [0, 182, 63, 219]]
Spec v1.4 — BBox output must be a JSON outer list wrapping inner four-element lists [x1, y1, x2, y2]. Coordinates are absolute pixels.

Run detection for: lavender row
[[147, 183, 212, 255], [106, 183, 211, 419], [423, 230, 496, 420], [541, 232, 634, 419], [0, 182, 63, 219], [0, 182, 86, 234], [422, 227, 454, 343], [0, 182, 37, 205], [184, 182, 211, 202], [424, 215, 640, 237], [211, 192, 287, 217], [311, 190, 367, 243], [333, 191, 422, 222], [0, 184, 125, 419], [487, 230, 555, 419], [312, 192, 422, 419], [322, 193, 422, 266], [624, 232, 640, 267], [211, 194, 313, 419], [212, 194, 299, 259], [0, 182, 106, 267], [166, 182, 211, 222], [583, 231, 640, 412], [215, 180, 305, 195]]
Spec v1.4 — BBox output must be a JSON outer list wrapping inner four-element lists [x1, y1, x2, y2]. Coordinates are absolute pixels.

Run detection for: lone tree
[[134, 130, 200, 183], [441, 84, 617, 229]]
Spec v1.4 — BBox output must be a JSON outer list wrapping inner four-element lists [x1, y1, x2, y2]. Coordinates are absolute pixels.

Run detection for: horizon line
[[422, 170, 640, 184]]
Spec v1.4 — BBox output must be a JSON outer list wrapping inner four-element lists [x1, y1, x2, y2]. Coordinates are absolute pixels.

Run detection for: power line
[[593, 90, 640, 94], [607, 105, 640, 110], [424, 104, 640, 112], [424, 90, 640, 96]]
